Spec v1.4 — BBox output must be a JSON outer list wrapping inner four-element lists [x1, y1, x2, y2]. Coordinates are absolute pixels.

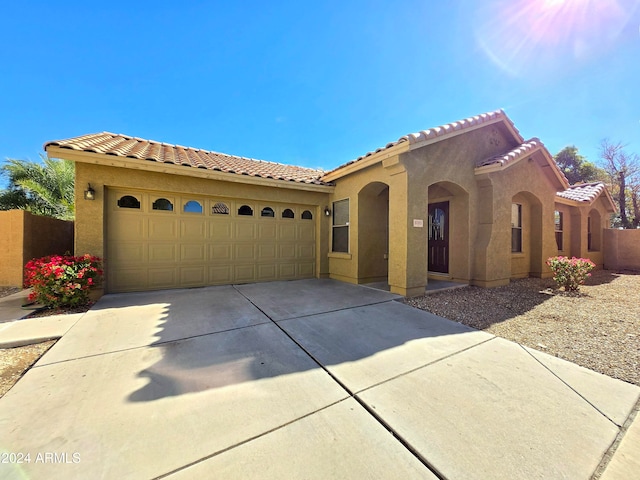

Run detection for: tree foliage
[[0, 156, 75, 220], [599, 140, 640, 229], [554, 146, 605, 185]]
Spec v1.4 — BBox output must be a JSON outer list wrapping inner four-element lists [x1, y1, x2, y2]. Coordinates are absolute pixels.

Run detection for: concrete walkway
[[0, 279, 638, 479]]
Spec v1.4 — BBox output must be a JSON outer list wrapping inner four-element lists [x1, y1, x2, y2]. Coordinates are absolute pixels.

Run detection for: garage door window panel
[[282, 208, 295, 219], [184, 200, 203, 214], [261, 207, 275, 217], [212, 202, 230, 215], [301, 210, 313, 220], [238, 205, 253, 216], [153, 198, 174, 211], [117, 195, 141, 209]]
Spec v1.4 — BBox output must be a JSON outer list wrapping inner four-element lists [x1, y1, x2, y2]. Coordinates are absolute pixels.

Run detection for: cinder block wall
[[0, 210, 74, 286], [604, 229, 640, 271]]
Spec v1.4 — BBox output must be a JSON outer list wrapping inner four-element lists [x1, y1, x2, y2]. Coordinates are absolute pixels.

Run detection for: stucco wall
[[0, 210, 74, 286], [74, 162, 332, 281], [604, 229, 640, 271]]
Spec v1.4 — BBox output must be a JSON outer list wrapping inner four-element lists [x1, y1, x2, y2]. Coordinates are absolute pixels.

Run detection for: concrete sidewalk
[[0, 279, 638, 479]]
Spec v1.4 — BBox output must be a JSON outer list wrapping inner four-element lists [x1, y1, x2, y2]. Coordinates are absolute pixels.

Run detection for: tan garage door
[[106, 188, 316, 292]]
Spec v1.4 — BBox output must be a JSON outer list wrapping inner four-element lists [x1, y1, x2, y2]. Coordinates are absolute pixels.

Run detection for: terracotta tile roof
[[324, 109, 522, 176], [556, 182, 608, 203], [476, 138, 543, 168], [44, 132, 328, 185]]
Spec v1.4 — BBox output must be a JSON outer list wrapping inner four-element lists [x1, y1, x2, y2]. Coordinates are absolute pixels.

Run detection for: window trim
[[332, 198, 350, 253], [511, 203, 522, 253]]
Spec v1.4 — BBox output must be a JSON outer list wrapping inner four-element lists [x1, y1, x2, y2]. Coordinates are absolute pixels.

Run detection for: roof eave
[[46, 146, 335, 193], [321, 141, 409, 182]]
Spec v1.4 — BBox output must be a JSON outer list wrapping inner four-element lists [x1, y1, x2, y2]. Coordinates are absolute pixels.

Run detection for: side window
[[212, 202, 230, 215], [554, 211, 563, 251], [261, 207, 275, 217], [511, 203, 522, 253], [152, 198, 174, 211], [332, 199, 349, 253], [117, 195, 140, 209], [184, 200, 203, 214], [282, 208, 295, 219], [301, 210, 313, 220], [238, 205, 253, 216]]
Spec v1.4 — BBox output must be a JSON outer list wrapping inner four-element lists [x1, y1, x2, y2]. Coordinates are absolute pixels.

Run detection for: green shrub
[[546, 256, 595, 292], [24, 254, 103, 308]]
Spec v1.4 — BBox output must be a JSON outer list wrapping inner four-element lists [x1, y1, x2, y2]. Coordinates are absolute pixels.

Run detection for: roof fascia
[[475, 145, 569, 190], [321, 142, 409, 182], [47, 146, 335, 194]]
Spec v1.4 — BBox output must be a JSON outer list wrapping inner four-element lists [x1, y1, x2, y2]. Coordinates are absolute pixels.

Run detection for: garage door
[[106, 188, 316, 292]]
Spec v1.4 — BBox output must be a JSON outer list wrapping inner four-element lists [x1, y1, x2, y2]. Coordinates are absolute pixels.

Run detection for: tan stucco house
[[44, 109, 615, 296]]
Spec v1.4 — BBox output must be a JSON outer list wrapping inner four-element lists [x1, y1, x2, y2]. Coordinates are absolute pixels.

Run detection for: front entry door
[[428, 201, 449, 273]]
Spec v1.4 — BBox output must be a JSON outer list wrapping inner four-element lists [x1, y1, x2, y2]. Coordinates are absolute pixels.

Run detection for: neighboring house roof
[[44, 132, 328, 186], [556, 182, 617, 211], [322, 109, 523, 181], [475, 137, 570, 189]]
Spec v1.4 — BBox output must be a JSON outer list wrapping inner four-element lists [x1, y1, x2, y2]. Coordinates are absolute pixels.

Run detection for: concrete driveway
[[0, 279, 638, 479]]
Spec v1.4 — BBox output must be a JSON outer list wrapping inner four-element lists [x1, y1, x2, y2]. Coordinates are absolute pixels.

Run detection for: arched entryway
[[358, 182, 389, 284], [427, 181, 470, 281]]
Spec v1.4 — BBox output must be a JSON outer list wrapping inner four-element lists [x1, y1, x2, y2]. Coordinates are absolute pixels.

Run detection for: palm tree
[[0, 155, 75, 220]]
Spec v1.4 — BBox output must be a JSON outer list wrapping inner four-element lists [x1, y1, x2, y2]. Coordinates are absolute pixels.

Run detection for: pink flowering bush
[[24, 254, 103, 308], [546, 256, 595, 292]]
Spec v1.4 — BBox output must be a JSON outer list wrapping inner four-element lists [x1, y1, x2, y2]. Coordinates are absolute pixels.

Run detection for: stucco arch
[[427, 181, 471, 282], [511, 191, 543, 278], [357, 182, 389, 283]]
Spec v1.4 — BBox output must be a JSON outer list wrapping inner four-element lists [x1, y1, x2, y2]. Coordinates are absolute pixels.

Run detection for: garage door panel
[[298, 263, 315, 277], [180, 266, 206, 286], [257, 264, 277, 280], [235, 244, 256, 260], [298, 224, 315, 241], [149, 218, 178, 240], [210, 265, 232, 283], [210, 222, 232, 241], [234, 265, 256, 283], [210, 244, 232, 260], [278, 264, 297, 279], [181, 219, 207, 240], [110, 243, 146, 264], [236, 223, 257, 240], [279, 224, 296, 241], [181, 244, 206, 262], [259, 224, 277, 240], [258, 244, 277, 261], [279, 244, 296, 259], [298, 244, 315, 260], [148, 268, 178, 288], [111, 268, 148, 291], [149, 244, 177, 263], [108, 217, 145, 241]]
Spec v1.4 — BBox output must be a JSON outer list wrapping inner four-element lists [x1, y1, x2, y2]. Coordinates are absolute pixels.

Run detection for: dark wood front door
[[428, 201, 449, 273]]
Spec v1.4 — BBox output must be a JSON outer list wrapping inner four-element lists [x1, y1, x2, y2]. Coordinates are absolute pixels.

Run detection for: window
[[261, 207, 275, 217], [117, 195, 140, 209], [212, 202, 229, 215], [588, 212, 601, 251], [301, 210, 313, 220], [332, 199, 349, 253], [152, 198, 173, 211], [554, 211, 563, 251], [511, 203, 522, 253], [238, 205, 253, 216], [183, 200, 203, 214], [588, 216, 592, 251], [282, 208, 294, 219]]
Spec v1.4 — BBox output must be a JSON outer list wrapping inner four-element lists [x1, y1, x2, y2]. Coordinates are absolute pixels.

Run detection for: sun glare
[[473, 0, 638, 78]]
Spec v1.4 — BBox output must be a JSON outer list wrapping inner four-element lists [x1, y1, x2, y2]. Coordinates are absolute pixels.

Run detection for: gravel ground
[[0, 286, 20, 298], [406, 270, 640, 386], [0, 340, 56, 398]]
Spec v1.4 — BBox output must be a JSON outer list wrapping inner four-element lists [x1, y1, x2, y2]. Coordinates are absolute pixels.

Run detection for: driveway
[[0, 279, 638, 479]]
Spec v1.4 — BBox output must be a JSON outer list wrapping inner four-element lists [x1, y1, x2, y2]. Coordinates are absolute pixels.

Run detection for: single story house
[[44, 109, 615, 297]]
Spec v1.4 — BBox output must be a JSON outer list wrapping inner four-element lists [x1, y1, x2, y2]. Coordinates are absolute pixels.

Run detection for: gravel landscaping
[[406, 269, 640, 386]]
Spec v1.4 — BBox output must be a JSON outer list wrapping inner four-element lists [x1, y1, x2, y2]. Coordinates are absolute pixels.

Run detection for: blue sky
[[1, 0, 638, 178]]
